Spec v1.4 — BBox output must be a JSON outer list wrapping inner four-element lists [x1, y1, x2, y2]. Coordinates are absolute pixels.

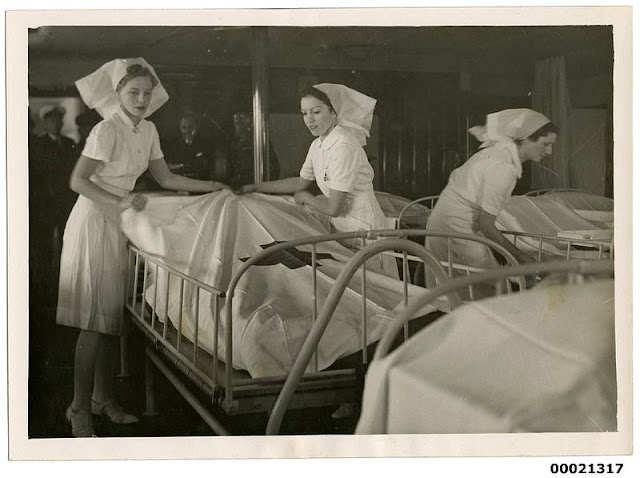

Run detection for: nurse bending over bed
[[237, 84, 395, 277], [56, 58, 230, 437], [426, 108, 558, 269]]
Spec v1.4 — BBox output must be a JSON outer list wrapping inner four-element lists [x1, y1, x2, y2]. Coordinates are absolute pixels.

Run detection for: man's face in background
[[180, 117, 197, 143]]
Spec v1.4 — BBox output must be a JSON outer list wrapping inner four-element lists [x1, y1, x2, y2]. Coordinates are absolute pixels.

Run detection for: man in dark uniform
[[32, 104, 78, 292], [165, 112, 218, 180], [29, 106, 80, 432]]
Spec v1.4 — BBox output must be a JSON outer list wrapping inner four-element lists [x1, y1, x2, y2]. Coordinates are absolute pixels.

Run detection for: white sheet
[[543, 191, 614, 212], [544, 191, 614, 228], [122, 191, 436, 378], [356, 278, 616, 434]]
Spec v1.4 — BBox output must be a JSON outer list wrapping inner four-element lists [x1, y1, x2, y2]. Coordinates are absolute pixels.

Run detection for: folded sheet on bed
[[356, 278, 616, 434], [496, 194, 613, 258], [121, 190, 436, 377]]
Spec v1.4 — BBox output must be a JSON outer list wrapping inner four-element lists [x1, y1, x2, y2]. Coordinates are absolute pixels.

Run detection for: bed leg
[[143, 349, 160, 417], [117, 328, 129, 377]]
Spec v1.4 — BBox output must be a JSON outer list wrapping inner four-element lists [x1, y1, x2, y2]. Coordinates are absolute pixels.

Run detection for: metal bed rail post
[[151, 262, 159, 329], [119, 250, 141, 377], [224, 286, 234, 411], [119, 316, 129, 376], [120, 248, 137, 377], [360, 260, 368, 364], [193, 287, 200, 364], [402, 250, 409, 341], [212, 294, 220, 391], [162, 273, 170, 340], [143, 347, 160, 417], [312, 244, 319, 372]]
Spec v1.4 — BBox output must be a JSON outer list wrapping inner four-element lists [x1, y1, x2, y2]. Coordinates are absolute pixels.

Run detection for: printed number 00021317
[[550, 464, 623, 474]]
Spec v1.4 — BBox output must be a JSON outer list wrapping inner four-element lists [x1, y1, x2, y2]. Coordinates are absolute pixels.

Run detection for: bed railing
[[522, 188, 582, 197], [499, 230, 613, 261]]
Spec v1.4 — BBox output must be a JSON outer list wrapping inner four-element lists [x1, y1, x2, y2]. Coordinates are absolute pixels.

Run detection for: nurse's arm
[[241, 177, 313, 194], [477, 208, 536, 264], [69, 155, 143, 211], [148, 157, 228, 192], [299, 188, 348, 217]]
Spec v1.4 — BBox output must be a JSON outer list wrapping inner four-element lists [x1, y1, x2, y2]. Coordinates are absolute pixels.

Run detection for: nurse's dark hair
[[300, 86, 335, 113], [115, 64, 159, 92], [526, 122, 558, 141]]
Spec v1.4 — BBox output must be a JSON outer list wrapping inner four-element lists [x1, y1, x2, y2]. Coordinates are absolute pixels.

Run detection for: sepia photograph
[[5, 2, 634, 470]]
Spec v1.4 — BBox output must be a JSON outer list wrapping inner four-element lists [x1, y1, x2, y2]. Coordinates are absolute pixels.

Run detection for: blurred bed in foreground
[[356, 259, 615, 434]]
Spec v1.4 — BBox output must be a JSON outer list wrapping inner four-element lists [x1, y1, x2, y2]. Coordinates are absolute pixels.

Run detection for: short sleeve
[[299, 148, 316, 181], [149, 122, 164, 161], [327, 144, 359, 193], [82, 121, 115, 161], [479, 162, 517, 216]]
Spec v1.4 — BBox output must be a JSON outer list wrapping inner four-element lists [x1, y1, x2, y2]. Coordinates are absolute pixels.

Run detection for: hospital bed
[[391, 191, 613, 263], [354, 258, 616, 434], [498, 191, 614, 260], [123, 223, 523, 435]]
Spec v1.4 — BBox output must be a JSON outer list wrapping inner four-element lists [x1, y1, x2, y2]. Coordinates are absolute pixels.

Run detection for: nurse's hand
[[119, 194, 148, 212], [212, 181, 234, 193], [237, 184, 258, 195], [294, 190, 313, 206]]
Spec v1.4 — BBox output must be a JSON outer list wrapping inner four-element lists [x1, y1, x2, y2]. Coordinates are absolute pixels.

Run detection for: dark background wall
[[28, 25, 614, 198]]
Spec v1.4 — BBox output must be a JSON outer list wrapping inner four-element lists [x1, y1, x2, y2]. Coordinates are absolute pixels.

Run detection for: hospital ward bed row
[[120, 189, 615, 435], [382, 189, 614, 261]]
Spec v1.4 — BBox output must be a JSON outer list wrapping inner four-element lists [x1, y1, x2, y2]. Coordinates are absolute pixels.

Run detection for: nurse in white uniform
[[426, 108, 558, 270], [239, 83, 395, 276], [56, 58, 229, 437]]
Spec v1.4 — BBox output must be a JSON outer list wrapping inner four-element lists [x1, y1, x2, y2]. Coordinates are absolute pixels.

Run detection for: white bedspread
[[356, 278, 616, 434], [496, 194, 613, 258], [121, 191, 434, 378], [543, 191, 614, 212]]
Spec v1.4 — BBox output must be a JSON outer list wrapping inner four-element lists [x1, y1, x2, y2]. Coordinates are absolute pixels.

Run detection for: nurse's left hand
[[294, 190, 313, 206]]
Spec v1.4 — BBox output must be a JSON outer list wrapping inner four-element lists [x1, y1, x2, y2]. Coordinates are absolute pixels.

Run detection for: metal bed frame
[[123, 228, 522, 436], [266, 257, 615, 434], [523, 188, 582, 197]]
